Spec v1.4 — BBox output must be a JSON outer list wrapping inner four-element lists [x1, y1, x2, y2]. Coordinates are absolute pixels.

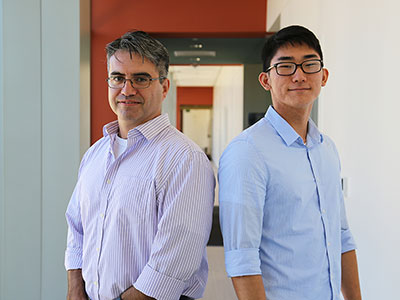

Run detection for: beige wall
[[212, 66, 244, 165]]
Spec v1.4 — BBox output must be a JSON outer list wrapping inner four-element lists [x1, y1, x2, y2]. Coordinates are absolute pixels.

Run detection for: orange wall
[[91, 0, 268, 143], [92, 0, 268, 38], [177, 87, 213, 131]]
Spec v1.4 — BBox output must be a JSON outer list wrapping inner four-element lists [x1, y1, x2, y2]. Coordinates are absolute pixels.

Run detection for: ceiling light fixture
[[174, 50, 216, 57]]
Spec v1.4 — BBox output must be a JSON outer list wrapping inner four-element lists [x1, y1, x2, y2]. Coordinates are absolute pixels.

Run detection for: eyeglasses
[[266, 59, 323, 76], [106, 75, 166, 89]]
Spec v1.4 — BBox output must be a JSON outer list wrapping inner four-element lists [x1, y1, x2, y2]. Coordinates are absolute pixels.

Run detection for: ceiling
[[164, 37, 271, 87], [170, 65, 222, 86], [159, 37, 269, 65]]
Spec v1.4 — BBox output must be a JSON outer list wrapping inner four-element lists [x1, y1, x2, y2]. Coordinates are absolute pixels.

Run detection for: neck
[[273, 104, 312, 143], [117, 121, 135, 139]]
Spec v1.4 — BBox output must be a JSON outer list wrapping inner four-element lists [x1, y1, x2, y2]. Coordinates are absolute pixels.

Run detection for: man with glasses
[[65, 31, 215, 300], [219, 25, 362, 300]]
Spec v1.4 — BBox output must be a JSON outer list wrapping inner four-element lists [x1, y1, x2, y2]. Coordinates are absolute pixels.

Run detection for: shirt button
[[322, 209, 326, 213], [106, 179, 111, 184], [96, 248, 100, 252], [94, 281, 98, 286], [328, 242, 331, 246], [100, 213, 104, 219]]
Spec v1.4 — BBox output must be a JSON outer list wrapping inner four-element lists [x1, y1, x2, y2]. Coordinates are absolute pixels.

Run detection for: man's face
[[259, 44, 328, 113], [108, 50, 169, 132]]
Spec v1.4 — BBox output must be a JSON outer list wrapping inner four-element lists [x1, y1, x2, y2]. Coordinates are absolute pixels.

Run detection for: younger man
[[219, 25, 362, 300]]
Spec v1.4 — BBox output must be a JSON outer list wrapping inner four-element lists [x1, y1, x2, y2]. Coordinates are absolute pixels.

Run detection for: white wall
[[269, 1, 400, 299], [212, 66, 244, 165], [182, 108, 212, 155], [0, 0, 85, 299], [162, 73, 177, 127]]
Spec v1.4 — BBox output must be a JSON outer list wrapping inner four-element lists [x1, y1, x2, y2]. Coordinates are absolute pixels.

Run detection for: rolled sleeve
[[134, 264, 186, 300], [341, 228, 357, 253], [136, 151, 215, 299], [340, 192, 357, 253], [65, 153, 89, 271], [225, 248, 262, 277], [64, 247, 83, 270], [219, 140, 267, 278], [64, 183, 84, 270]]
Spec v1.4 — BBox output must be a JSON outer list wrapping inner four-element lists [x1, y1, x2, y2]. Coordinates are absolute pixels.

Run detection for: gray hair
[[106, 30, 169, 78]]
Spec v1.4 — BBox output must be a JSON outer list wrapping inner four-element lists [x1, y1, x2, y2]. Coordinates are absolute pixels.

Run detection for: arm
[[341, 250, 362, 300], [133, 151, 215, 299], [218, 141, 268, 298], [333, 141, 360, 299], [67, 269, 88, 300], [65, 156, 88, 299], [231, 275, 266, 300]]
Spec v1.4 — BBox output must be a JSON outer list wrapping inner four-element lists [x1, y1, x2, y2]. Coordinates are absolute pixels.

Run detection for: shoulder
[[158, 125, 208, 157], [79, 136, 108, 163], [321, 134, 340, 157], [151, 126, 212, 174], [221, 118, 274, 164], [82, 136, 108, 160]]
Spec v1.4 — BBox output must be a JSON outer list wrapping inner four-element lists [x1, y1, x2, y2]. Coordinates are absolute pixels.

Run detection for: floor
[[201, 247, 237, 300], [200, 163, 237, 299]]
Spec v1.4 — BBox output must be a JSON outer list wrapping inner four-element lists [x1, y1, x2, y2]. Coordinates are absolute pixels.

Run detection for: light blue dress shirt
[[65, 114, 215, 300], [219, 106, 356, 300]]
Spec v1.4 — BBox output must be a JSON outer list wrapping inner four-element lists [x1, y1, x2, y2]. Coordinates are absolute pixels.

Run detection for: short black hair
[[261, 25, 323, 72], [106, 30, 169, 78]]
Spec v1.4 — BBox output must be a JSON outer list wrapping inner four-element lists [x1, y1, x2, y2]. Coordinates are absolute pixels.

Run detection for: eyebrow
[[276, 54, 319, 61], [110, 71, 125, 76], [109, 71, 152, 77]]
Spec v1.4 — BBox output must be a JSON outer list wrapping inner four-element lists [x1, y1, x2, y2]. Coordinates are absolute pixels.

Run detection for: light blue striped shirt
[[65, 114, 215, 300], [219, 106, 356, 300]]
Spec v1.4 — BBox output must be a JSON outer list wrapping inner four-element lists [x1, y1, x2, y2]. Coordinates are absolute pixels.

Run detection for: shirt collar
[[103, 114, 171, 141], [307, 118, 324, 147], [265, 106, 323, 147]]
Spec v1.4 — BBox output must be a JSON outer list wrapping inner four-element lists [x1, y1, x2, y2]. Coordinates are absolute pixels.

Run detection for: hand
[[67, 269, 88, 300], [121, 286, 155, 300], [67, 291, 88, 300]]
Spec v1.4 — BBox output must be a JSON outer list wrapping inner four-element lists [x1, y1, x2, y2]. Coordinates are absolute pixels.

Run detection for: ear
[[161, 78, 170, 99], [259, 72, 272, 91], [321, 68, 329, 87]]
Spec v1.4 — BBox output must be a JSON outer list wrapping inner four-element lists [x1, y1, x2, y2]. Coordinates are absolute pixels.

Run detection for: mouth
[[288, 87, 311, 91], [117, 99, 143, 105]]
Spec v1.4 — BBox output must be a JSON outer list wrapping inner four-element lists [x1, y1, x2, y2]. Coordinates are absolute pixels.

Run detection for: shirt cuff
[[224, 248, 261, 277], [64, 248, 83, 270], [341, 229, 357, 253], [134, 264, 185, 300]]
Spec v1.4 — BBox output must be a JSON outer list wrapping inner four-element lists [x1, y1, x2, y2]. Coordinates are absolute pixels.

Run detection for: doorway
[[181, 106, 213, 158]]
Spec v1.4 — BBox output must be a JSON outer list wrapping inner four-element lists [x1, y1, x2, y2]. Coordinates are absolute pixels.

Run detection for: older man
[[65, 31, 215, 300]]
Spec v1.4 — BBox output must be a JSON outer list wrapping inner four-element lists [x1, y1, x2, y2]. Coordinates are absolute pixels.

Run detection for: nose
[[121, 79, 138, 96], [291, 66, 307, 82]]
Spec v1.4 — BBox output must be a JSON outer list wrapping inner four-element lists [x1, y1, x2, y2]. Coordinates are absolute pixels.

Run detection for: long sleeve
[[218, 140, 268, 277], [65, 154, 88, 270], [134, 151, 215, 300]]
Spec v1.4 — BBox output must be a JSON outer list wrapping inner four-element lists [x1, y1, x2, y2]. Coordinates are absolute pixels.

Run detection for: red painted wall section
[[176, 87, 213, 131], [92, 0, 267, 38], [91, 34, 114, 143], [91, 0, 268, 143], [177, 87, 213, 106]]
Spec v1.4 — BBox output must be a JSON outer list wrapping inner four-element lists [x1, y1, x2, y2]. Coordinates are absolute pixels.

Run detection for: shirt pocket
[[111, 176, 156, 224]]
